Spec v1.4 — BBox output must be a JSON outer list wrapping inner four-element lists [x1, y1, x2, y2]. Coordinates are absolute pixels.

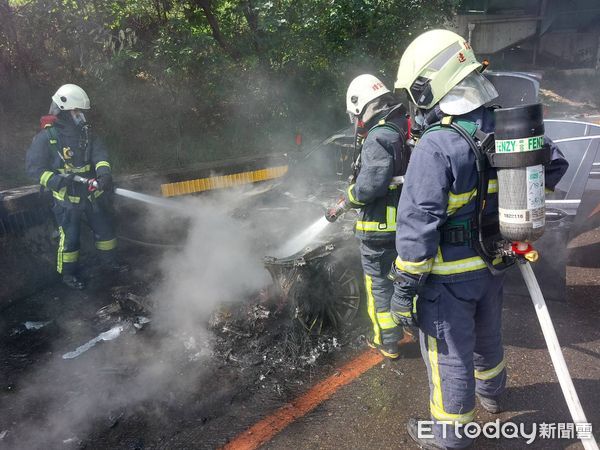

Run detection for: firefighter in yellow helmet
[[390, 30, 568, 449]]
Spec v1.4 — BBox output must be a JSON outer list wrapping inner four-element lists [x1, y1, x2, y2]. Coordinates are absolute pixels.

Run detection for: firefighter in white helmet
[[26, 84, 126, 290], [389, 30, 568, 449], [326, 74, 412, 359]]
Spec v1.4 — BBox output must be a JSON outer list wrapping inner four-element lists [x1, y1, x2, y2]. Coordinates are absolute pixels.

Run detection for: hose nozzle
[[72, 175, 98, 191], [325, 198, 349, 223]]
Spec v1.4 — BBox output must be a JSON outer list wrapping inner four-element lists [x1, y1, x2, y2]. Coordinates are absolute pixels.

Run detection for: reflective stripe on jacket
[[26, 115, 111, 207], [345, 107, 410, 242]]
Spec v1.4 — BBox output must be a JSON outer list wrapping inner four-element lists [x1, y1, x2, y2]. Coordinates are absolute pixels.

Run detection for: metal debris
[[62, 325, 127, 360], [24, 321, 51, 330], [10, 320, 51, 336], [251, 305, 270, 320]]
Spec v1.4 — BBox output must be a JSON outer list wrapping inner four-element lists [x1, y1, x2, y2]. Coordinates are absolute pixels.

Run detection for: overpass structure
[[452, 0, 600, 68]]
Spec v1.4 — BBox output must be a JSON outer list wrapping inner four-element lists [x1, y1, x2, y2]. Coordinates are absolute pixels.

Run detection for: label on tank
[[495, 135, 544, 153], [499, 208, 530, 224], [527, 165, 545, 229]]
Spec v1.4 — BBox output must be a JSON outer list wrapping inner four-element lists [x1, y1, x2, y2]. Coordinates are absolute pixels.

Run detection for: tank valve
[[511, 241, 540, 262]]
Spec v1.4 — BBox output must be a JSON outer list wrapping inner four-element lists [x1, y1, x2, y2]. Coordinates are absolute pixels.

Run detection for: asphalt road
[[0, 206, 598, 450], [263, 222, 600, 449]]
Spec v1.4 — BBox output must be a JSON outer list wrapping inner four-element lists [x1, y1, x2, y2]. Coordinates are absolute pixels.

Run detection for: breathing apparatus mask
[[49, 101, 88, 128], [70, 110, 88, 127]]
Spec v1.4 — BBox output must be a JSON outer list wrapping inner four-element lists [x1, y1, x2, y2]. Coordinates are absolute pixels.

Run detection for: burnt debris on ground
[[0, 246, 371, 449]]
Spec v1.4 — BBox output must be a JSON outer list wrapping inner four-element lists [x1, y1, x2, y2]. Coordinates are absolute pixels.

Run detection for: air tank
[[494, 103, 546, 242]]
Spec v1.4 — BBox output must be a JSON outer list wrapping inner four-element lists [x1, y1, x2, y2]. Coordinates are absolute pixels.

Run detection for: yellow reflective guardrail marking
[[160, 165, 289, 197]]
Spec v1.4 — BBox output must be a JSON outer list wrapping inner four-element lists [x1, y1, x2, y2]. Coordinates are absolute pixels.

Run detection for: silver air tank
[[494, 104, 546, 242]]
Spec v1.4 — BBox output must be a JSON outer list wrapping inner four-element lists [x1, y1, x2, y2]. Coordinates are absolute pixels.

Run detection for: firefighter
[[26, 84, 124, 290], [326, 74, 411, 359], [389, 30, 569, 449]]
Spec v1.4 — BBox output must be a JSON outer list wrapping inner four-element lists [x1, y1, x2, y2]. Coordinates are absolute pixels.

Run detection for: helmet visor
[[439, 71, 498, 115], [49, 101, 61, 115]]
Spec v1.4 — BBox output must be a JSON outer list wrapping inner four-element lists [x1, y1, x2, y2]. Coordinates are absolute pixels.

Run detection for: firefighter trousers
[[359, 241, 402, 346], [417, 272, 506, 448], [53, 196, 117, 275]]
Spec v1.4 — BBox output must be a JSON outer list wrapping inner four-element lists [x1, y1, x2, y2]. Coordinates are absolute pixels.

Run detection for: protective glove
[[96, 173, 114, 192], [388, 262, 423, 328], [390, 282, 418, 328], [325, 197, 350, 222]]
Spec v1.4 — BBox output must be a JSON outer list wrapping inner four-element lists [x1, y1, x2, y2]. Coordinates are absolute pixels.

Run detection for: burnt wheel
[[289, 257, 364, 334]]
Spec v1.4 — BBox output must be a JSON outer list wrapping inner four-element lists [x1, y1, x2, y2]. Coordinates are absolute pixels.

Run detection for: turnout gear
[[340, 76, 412, 352], [26, 87, 118, 282], [417, 274, 506, 449], [389, 264, 420, 328], [393, 108, 567, 448], [96, 173, 114, 192], [393, 31, 569, 449], [361, 241, 402, 350], [345, 103, 410, 242], [394, 107, 567, 284], [390, 291, 418, 328]]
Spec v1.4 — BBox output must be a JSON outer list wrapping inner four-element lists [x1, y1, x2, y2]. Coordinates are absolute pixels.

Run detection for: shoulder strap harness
[[423, 115, 508, 274]]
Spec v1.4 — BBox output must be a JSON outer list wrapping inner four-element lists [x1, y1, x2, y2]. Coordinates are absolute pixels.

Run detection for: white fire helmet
[[346, 74, 390, 117], [51, 84, 91, 111]]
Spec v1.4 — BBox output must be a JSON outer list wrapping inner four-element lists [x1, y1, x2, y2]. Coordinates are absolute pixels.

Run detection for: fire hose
[[519, 261, 599, 450], [494, 105, 597, 449]]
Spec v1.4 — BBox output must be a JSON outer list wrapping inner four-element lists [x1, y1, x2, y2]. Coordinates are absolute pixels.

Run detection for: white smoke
[[0, 187, 272, 449]]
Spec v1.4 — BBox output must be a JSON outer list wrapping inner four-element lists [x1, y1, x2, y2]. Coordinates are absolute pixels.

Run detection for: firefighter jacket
[[394, 106, 569, 283], [344, 104, 411, 242], [26, 114, 112, 208]]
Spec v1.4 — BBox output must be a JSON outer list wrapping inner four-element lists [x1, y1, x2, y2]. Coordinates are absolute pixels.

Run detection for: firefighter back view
[[326, 74, 411, 359], [26, 84, 125, 290], [389, 30, 568, 449]]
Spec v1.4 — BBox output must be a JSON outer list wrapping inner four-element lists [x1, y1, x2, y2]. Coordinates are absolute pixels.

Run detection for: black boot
[[366, 337, 400, 359], [477, 393, 504, 414], [100, 255, 130, 274], [62, 274, 85, 290], [109, 261, 130, 273], [406, 418, 448, 450]]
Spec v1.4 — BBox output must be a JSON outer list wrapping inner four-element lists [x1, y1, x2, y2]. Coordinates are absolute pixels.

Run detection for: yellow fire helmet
[[395, 29, 497, 114]]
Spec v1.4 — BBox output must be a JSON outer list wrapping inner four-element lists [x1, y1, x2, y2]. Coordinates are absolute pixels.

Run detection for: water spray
[[69, 175, 189, 214], [274, 216, 331, 257]]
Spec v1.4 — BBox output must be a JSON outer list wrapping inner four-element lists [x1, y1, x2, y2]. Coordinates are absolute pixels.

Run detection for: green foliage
[[0, 0, 458, 188]]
